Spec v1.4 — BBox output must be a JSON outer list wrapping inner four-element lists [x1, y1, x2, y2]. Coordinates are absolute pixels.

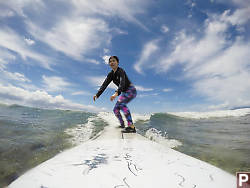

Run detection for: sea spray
[[145, 128, 182, 148], [65, 115, 108, 145]]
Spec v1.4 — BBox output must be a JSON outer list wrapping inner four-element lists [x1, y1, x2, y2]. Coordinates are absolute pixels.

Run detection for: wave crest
[[169, 108, 250, 119]]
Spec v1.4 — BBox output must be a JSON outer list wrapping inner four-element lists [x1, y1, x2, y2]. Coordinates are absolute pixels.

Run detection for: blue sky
[[0, 0, 250, 113]]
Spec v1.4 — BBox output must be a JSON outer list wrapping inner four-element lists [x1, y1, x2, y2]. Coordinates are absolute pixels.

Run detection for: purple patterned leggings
[[113, 85, 137, 126]]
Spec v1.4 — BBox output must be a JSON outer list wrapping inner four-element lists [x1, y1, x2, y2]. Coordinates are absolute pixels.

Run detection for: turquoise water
[[0, 104, 107, 187], [135, 113, 250, 174]]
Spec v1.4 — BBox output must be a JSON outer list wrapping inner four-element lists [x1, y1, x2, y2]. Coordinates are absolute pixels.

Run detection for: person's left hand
[[110, 92, 118, 101]]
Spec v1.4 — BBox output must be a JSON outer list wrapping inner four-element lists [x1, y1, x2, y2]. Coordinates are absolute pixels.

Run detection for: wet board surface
[[9, 122, 235, 188]]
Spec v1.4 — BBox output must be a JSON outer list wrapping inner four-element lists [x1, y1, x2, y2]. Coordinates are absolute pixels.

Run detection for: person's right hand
[[93, 95, 97, 102]]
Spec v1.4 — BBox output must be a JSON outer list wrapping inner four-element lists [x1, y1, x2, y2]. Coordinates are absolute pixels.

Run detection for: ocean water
[[1, 104, 250, 187], [0, 104, 107, 187], [135, 109, 250, 175]]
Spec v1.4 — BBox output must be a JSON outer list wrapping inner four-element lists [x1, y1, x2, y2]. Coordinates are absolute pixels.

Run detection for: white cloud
[[27, 17, 111, 61], [24, 38, 35, 46], [85, 58, 100, 65], [219, 8, 250, 34], [137, 8, 250, 109], [71, 0, 150, 30], [163, 88, 173, 92], [175, 11, 250, 108], [42, 75, 72, 92], [20, 0, 151, 63], [0, 8, 15, 18], [0, 83, 102, 112], [212, 0, 250, 8], [0, 48, 16, 62], [135, 85, 153, 92], [0, 0, 45, 17], [0, 69, 31, 83], [134, 39, 159, 74], [0, 27, 52, 69], [17, 83, 39, 91], [151, 8, 250, 73], [157, 19, 229, 72], [72, 91, 91, 96], [161, 25, 169, 33], [189, 40, 250, 77], [112, 28, 128, 35], [1, 0, 151, 68], [0, 52, 31, 83], [137, 93, 159, 98], [0, 59, 8, 70], [103, 48, 110, 54], [191, 40, 250, 108], [102, 55, 111, 64]]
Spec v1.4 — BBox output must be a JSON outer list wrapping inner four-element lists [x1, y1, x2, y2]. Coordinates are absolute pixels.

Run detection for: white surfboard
[[8, 116, 235, 188]]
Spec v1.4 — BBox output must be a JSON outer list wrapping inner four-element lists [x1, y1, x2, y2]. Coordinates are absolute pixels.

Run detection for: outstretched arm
[[94, 72, 112, 100]]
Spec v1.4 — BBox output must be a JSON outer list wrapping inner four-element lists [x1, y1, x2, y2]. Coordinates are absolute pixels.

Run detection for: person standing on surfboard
[[93, 56, 137, 133]]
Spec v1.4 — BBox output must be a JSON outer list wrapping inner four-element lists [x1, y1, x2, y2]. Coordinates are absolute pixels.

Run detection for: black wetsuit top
[[96, 67, 132, 98]]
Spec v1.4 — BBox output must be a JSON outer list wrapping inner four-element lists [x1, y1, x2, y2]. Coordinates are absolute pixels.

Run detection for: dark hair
[[109, 56, 119, 64]]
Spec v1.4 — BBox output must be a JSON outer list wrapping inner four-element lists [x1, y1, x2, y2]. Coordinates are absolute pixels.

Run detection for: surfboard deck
[[8, 123, 236, 188]]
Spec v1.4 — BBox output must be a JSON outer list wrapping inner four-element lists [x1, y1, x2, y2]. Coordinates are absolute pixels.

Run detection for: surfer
[[93, 56, 137, 133]]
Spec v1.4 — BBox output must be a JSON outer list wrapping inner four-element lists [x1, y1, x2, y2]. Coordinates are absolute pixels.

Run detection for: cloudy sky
[[0, 0, 250, 113]]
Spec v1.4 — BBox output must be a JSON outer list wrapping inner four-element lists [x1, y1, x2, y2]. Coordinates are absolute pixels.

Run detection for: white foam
[[65, 112, 151, 145], [65, 116, 96, 145], [97, 111, 120, 126], [65, 112, 121, 145], [97, 111, 151, 126], [169, 108, 250, 119], [133, 113, 151, 122], [145, 128, 182, 148]]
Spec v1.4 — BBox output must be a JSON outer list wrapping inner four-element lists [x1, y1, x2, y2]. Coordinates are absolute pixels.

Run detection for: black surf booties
[[122, 126, 136, 133]]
